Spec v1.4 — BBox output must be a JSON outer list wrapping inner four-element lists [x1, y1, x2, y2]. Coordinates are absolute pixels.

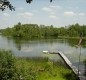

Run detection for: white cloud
[[42, 5, 61, 15], [50, 5, 61, 9], [32, 10, 38, 13], [42, 6, 57, 15], [49, 15, 57, 19], [3, 13, 10, 17], [64, 11, 76, 16], [17, 7, 24, 10], [18, 12, 34, 19], [42, 7, 52, 12], [79, 13, 85, 16]]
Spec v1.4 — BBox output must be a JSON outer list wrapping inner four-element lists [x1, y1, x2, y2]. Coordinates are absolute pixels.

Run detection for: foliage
[[0, 0, 15, 11], [1, 23, 58, 39], [0, 49, 78, 80], [0, 49, 16, 80], [58, 23, 86, 37], [1, 23, 86, 40]]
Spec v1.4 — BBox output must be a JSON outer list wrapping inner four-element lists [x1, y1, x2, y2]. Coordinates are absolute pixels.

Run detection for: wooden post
[[78, 45, 81, 76]]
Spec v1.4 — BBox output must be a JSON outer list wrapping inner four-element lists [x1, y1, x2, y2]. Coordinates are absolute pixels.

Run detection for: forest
[[0, 23, 86, 39]]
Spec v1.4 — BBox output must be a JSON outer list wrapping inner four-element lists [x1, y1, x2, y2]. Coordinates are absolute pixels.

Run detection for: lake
[[0, 35, 86, 75]]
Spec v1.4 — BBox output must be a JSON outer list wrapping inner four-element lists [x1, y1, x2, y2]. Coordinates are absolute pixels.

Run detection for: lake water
[[0, 35, 86, 75]]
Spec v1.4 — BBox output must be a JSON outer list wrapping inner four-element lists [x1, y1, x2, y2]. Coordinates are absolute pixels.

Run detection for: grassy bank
[[0, 49, 78, 80]]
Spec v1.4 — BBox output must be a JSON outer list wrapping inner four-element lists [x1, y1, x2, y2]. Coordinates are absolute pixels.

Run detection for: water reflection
[[67, 38, 86, 48], [83, 58, 86, 76]]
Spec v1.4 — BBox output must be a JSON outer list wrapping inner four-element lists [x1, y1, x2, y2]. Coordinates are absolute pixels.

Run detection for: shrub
[[0, 49, 16, 80]]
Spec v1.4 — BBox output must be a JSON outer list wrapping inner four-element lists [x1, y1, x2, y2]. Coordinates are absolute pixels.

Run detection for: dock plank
[[50, 51, 86, 80]]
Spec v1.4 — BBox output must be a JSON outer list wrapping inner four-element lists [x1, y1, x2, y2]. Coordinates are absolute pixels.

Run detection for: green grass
[[0, 49, 78, 80], [15, 57, 78, 80]]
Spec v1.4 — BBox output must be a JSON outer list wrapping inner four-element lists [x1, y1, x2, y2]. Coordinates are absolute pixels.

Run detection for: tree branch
[[0, 0, 54, 11]]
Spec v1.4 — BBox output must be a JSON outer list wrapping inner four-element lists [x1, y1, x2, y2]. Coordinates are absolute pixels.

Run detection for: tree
[[0, 0, 15, 11], [0, 0, 54, 11]]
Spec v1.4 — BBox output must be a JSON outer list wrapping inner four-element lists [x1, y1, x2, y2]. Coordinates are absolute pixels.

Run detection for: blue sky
[[0, 0, 86, 29]]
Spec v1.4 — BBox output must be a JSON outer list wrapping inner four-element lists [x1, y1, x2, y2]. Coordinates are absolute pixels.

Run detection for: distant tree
[[0, 0, 54, 11], [1, 23, 59, 39]]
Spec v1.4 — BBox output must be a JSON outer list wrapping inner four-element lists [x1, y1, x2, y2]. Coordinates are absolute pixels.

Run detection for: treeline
[[57, 23, 86, 37], [1, 23, 58, 39], [1, 23, 86, 39]]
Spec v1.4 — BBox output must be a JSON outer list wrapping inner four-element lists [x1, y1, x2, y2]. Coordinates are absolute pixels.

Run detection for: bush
[[0, 49, 16, 80]]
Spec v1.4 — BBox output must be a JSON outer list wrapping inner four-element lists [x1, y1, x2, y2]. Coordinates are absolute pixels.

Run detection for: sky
[[0, 0, 86, 29]]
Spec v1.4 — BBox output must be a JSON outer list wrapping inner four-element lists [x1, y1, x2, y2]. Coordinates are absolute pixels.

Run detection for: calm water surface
[[0, 35, 86, 74]]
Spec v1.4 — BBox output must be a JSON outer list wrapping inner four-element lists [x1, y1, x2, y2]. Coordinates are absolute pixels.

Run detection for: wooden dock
[[58, 51, 80, 74], [48, 51, 86, 80]]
